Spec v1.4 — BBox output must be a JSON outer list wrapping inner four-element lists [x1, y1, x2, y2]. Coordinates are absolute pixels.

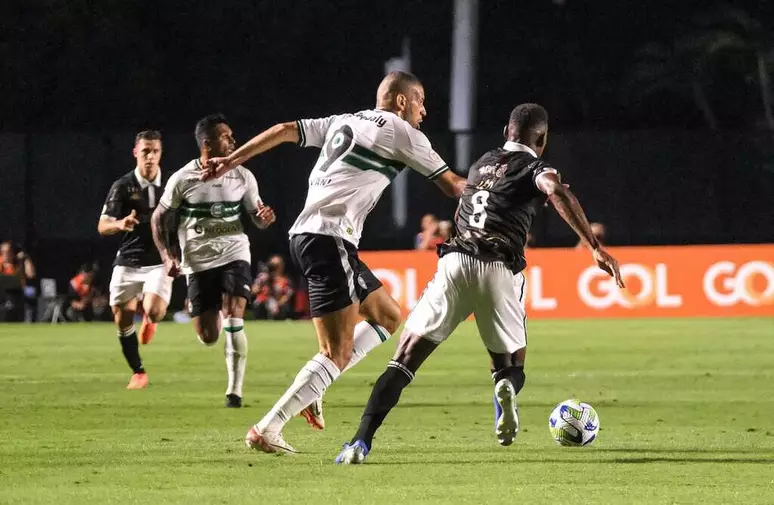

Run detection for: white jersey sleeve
[[296, 115, 339, 148], [159, 169, 184, 209], [394, 124, 449, 180], [240, 168, 263, 212]]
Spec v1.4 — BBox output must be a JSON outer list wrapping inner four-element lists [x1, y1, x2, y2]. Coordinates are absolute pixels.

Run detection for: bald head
[[376, 71, 426, 128]]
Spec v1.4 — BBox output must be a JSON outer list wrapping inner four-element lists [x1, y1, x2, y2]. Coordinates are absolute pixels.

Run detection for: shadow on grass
[[363, 456, 774, 465]]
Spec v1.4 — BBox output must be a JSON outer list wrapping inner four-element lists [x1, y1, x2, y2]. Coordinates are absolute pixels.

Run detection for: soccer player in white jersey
[[151, 114, 276, 408], [202, 71, 466, 453]]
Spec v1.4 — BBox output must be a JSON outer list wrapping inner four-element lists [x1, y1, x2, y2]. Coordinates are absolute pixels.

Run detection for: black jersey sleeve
[[101, 180, 126, 220], [529, 160, 559, 189]]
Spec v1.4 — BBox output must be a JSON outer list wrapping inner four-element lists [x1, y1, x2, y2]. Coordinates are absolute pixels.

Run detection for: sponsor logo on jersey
[[193, 223, 241, 236], [354, 111, 387, 128], [210, 202, 225, 217], [357, 275, 367, 290]]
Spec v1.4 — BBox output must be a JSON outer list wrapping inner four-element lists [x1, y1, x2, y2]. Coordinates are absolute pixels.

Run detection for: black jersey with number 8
[[439, 145, 558, 273]]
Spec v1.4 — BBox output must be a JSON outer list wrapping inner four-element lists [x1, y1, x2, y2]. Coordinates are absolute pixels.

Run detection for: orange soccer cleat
[[139, 315, 157, 345], [126, 372, 149, 389]]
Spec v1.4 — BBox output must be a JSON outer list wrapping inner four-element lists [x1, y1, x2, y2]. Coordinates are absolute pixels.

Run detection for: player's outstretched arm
[[203, 122, 300, 180], [537, 172, 625, 288], [433, 171, 467, 199], [150, 205, 181, 277]]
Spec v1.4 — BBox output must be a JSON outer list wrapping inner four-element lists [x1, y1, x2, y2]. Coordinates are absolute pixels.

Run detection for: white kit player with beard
[[152, 114, 276, 408], [202, 71, 467, 453]]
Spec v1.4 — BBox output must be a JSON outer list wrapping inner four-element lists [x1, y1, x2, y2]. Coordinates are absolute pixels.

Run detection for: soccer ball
[[548, 399, 600, 446]]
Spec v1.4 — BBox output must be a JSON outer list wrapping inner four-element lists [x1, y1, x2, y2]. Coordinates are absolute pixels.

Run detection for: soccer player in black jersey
[[336, 103, 625, 464], [98, 131, 174, 389]]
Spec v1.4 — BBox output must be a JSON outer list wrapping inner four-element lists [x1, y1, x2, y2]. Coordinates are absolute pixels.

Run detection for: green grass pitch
[[1, 318, 773, 504]]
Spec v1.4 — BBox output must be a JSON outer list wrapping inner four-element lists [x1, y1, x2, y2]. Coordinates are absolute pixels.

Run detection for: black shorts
[[289, 233, 382, 318], [186, 260, 252, 317]]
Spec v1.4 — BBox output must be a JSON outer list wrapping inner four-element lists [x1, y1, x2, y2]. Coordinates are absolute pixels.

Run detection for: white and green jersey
[[159, 159, 262, 274], [289, 109, 449, 247]]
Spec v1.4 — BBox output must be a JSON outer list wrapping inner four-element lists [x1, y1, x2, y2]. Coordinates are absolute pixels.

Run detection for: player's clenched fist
[[255, 205, 276, 229]]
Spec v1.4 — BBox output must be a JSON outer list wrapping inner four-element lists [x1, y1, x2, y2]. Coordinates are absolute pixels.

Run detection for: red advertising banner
[[360, 245, 774, 319]]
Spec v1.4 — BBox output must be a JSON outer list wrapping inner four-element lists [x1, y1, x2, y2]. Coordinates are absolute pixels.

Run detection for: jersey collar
[[134, 167, 162, 189], [503, 141, 538, 158]]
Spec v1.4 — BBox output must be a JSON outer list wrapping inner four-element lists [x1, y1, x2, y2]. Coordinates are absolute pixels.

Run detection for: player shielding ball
[[336, 103, 625, 464], [202, 71, 466, 453], [97, 130, 174, 389], [151, 114, 276, 407]]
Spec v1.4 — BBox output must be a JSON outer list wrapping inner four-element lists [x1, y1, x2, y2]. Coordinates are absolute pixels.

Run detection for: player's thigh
[[109, 266, 144, 308], [474, 264, 527, 354], [141, 265, 173, 318], [290, 233, 361, 319], [187, 268, 222, 343], [404, 253, 474, 346], [358, 259, 401, 333], [219, 260, 251, 318]]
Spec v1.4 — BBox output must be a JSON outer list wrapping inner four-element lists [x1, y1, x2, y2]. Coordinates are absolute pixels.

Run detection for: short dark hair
[[195, 113, 228, 149], [134, 130, 162, 145], [508, 103, 548, 146]]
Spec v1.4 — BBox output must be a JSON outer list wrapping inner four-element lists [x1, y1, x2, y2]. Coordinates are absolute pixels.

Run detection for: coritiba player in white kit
[[336, 104, 625, 464], [202, 71, 467, 453], [151, 114, 276, 408]]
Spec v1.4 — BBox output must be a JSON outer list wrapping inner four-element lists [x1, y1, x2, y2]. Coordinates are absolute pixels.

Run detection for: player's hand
[[163, 256, 182, 278], [118, 210, 140, 232], [255, 205, 276, 229], [592, 248, 625, 288], [200, 157, 236, 181]]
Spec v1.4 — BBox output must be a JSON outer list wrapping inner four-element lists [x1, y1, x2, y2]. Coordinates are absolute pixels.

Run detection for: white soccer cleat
[[300, 397, 325, 430], [334, 440, 369, 465], [494, 378, 520, 446], [245, 426, 298, 454]]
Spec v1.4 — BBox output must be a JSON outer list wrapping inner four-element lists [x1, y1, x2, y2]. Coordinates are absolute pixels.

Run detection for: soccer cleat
[[225, 394, 242, 408], [335, 440, 369, 465], [299, 398, 325, 430], [139, 315, 157, 345], [126, 372, 149, 389], [245, 426, 297, 454], [494, 378, 520, 446]]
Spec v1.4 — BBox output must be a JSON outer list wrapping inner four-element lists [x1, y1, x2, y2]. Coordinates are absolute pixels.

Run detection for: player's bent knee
[[197, 329, 219, 346], [147, 308, 167, 323], [379, 304, 402, 335]]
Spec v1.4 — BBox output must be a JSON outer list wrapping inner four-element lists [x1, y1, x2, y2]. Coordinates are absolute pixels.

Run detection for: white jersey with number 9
[[288, 109, 449, 248]]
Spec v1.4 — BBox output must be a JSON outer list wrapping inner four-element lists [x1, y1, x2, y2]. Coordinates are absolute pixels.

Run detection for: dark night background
[[1, 0, 773, 303]]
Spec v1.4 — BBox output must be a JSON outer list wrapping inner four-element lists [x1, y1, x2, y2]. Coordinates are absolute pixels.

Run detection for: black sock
[[492, 365, 526, 395], [119, 329, 144, 374], [352, 361, 414, 450]]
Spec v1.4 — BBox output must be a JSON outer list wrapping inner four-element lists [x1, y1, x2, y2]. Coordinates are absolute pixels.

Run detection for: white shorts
[[404, 252, 527, 354], [109, 265, 173, 307]]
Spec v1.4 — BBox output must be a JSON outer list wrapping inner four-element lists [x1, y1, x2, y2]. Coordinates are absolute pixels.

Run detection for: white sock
[[256, 353, 340, 433], [343, 320, 392, 372], [224, 317, 247, 397]]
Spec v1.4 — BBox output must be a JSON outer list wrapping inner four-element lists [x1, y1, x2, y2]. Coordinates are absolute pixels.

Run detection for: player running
[[202, 71, 466, 453], [98, 130, 174, 389], [151, 114, 276, 408], [336, 103, 625, 464]]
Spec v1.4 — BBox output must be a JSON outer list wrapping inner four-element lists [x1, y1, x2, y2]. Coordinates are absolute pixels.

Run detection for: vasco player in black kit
[[97, 130, 174, 389], [336, 104, 625, 464]]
